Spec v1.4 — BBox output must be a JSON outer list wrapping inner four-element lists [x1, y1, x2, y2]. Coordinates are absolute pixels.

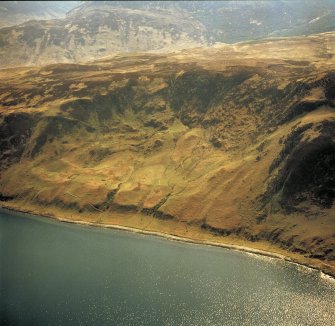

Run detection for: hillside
[[0, 0, 334, 67], [0, 32, 334, 275]]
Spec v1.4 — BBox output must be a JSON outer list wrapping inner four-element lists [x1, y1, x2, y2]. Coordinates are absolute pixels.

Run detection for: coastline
[[1, 203, 335, 280]]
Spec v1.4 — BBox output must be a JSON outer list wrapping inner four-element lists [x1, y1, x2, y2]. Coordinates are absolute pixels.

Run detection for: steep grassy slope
[[0, 32, 334, 274]]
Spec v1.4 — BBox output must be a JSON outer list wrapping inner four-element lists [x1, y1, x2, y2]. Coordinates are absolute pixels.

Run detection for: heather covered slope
[[0, 33, 334, 274]]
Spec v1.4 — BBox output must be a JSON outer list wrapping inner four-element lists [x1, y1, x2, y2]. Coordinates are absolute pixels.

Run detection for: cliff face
[[0, 32, 334, 265], [0, 0, 334, 67]]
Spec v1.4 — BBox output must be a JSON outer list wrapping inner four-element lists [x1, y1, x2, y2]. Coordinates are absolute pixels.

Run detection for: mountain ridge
[[0, 1, 79, 28], [0, 0, 334, 68]]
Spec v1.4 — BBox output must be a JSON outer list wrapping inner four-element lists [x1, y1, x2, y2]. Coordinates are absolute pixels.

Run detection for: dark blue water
[[0, 208, 334, 325]]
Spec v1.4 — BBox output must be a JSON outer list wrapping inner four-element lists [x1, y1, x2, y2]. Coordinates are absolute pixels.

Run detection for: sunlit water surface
[[0, 209, 334, 325]]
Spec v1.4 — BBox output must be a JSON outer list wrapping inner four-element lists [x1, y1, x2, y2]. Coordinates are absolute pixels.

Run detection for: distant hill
[[0, 0, 334, 67], [76, 1, 335, 42], [0, 1, 79, 28]]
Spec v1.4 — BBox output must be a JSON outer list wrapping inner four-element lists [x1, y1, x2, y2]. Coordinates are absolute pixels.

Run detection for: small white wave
[[309, 17, 320, 24], [243, 251, 277, 263], [320, 271, 335, 284]]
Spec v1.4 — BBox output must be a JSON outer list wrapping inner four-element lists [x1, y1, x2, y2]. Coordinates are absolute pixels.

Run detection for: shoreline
[[1, 204, 335, 280]]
